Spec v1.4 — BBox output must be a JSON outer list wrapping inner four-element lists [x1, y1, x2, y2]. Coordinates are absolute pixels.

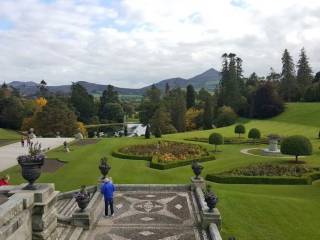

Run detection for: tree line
[[0, 47, 319, 136]]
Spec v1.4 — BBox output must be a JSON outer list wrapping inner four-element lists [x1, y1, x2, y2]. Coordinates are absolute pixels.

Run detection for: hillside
[[8, 68, 221, 96]]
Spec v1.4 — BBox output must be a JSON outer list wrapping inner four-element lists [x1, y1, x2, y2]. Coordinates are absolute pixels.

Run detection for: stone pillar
[[190, 176, 206, 191], [10, 183, 59, 240]]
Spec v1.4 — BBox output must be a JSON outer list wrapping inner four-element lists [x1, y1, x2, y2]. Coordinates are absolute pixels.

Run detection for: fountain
[[263, 134, 281, 155]]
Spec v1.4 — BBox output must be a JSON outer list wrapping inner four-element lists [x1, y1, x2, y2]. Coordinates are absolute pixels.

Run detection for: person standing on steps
[[100, 177, 116, 217]]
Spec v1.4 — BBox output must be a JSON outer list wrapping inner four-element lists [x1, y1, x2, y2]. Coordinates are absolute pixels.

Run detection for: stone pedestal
[[190, 176, 206, 191], [201, 208, 222, 230], [71, 190, 103, 230], [10, 183, 59, 240]]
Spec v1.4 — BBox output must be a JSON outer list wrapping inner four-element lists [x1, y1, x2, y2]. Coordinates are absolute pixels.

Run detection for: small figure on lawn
[[63, 141, 70, 152], [100, 177, 116, 217], [21, 137, 25, 147]]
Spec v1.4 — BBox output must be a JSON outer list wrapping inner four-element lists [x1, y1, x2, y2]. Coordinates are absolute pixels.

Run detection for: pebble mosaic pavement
[[88, 191, 206, 240]]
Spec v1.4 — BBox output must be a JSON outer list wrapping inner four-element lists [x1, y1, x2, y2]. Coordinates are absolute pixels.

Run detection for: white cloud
[[0, 0, 320, 87]]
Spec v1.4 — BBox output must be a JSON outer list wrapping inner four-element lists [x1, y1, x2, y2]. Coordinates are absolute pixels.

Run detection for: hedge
[[206, 171, 320, 185], [185, 137, 268, 145], [150, 154, 215, 170], [111, 150, 152, 161], [112, 150, 215, 170]]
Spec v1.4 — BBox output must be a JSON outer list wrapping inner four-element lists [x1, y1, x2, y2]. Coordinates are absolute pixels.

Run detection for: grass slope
[[0, 128, 20, 146], [1, 102, 320, 239], [0, 128, 20, 139]]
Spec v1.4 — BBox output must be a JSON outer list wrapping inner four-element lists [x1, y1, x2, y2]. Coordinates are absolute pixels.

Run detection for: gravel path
[[0, 138, 74, 172]]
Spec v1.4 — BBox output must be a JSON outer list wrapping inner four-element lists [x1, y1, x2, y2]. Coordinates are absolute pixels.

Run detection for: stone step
[[63, 199, 77, 217], [56, 199, 71, 214], [60, 198, 75, 216], [69, 227, 83, 240]]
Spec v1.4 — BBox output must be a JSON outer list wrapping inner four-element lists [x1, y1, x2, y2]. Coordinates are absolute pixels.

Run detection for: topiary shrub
[[280, 135, 313, 163], [145, 124, 151, 139], [209, 133, 224, 152], [318, 130, 320, 139], [234, 124, 245, 138], [154, 127, 162, 138], [248, 128, 261, 143]]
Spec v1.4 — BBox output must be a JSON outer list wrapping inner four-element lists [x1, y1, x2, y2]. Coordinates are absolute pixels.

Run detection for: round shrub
[[215, 106, 237, 127], [234, 124, 245, 138], [248, 128, 261, 143], [209, 133, 224, 152], [280, 135, 312, 162]]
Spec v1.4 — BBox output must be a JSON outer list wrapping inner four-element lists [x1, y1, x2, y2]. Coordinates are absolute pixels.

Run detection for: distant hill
[[8, 68, 221, 96]]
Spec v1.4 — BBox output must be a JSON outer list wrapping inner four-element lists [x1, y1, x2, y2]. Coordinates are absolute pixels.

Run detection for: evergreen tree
[[252, 82, 284, 118], [297, 48, 313, 98], [70, 83, 97, 123], [218, 53, 241, 111], [203, 98, 213, 129], [186, 84, 196, 109], [314, 72, 320, 83], [100, 85, 119, 118], [100, 103, 124, 123], [150, 105, 176, 134], [139, 85, 161, 125], [280, 49, 297, 101], [38, 80, 48, 97], [0, 96, 25, 129], [145, 124, 151, 139], [168, 88, 186, 132]]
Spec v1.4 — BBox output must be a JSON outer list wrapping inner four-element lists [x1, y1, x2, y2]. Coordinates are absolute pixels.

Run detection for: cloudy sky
[[0, 0, 320, 87]]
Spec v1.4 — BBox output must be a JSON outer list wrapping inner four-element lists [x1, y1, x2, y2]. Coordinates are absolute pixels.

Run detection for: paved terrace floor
[[87, 191, 207, 240], [0, 138, 74, 171]]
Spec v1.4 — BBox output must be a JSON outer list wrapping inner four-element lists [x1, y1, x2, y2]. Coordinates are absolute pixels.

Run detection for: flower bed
[[114, 141, 215, 169], [206, 163, 320, 185]]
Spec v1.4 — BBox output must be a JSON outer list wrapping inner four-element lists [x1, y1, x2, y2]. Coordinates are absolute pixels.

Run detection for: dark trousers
[[104, 198, 114, 216]]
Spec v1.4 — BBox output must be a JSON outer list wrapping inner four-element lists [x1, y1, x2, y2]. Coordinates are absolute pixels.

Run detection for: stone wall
[[0, 183, 59, 240]]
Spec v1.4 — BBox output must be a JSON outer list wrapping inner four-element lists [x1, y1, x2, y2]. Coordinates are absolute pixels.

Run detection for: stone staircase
[[56, 223, 88, 240], [55, 198, 78, 217]]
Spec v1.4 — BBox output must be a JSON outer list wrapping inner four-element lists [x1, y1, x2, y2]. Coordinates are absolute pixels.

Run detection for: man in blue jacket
[[100, 177, 116, 217]]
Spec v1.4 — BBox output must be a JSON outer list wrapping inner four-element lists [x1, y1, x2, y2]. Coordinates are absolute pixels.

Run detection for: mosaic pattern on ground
[[89, 191, 204, 240]]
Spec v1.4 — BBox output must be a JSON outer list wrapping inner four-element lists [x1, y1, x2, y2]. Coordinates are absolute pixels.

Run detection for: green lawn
[[0, 128, 20, 146], [1, 102, 320, 239]]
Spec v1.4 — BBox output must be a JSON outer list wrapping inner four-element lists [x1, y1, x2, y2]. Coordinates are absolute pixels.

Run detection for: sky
[[0, 0, 320, 87]]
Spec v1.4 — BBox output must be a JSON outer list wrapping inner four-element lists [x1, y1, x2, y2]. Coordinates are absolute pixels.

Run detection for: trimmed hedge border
[[111, 150, 152, 161], [185, 137, 268, 145], [150, 154, 215, 170], [205, 171, 320, 185], [112, 147, 215, 170]]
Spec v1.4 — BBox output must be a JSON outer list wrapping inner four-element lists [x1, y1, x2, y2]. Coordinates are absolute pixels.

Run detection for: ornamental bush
[[248, 128, 261, 143], [209, 133, 224, 152], [234, 124, 245, 138], [280, 135, 312, 162]]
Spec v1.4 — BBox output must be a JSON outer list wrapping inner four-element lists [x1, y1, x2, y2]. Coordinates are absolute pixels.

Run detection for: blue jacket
[[100, 182, 115, 200]]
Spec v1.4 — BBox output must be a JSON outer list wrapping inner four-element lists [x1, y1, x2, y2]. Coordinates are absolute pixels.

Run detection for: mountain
[[8, 68, 221, 96]]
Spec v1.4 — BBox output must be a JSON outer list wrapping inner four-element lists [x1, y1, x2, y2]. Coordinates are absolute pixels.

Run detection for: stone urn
[[191, 160, 203, 179], [99, 157, 111, 179], [204, 190, 218, 212], [17, 143, 45, 190], [74, 186, 90, 212]]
